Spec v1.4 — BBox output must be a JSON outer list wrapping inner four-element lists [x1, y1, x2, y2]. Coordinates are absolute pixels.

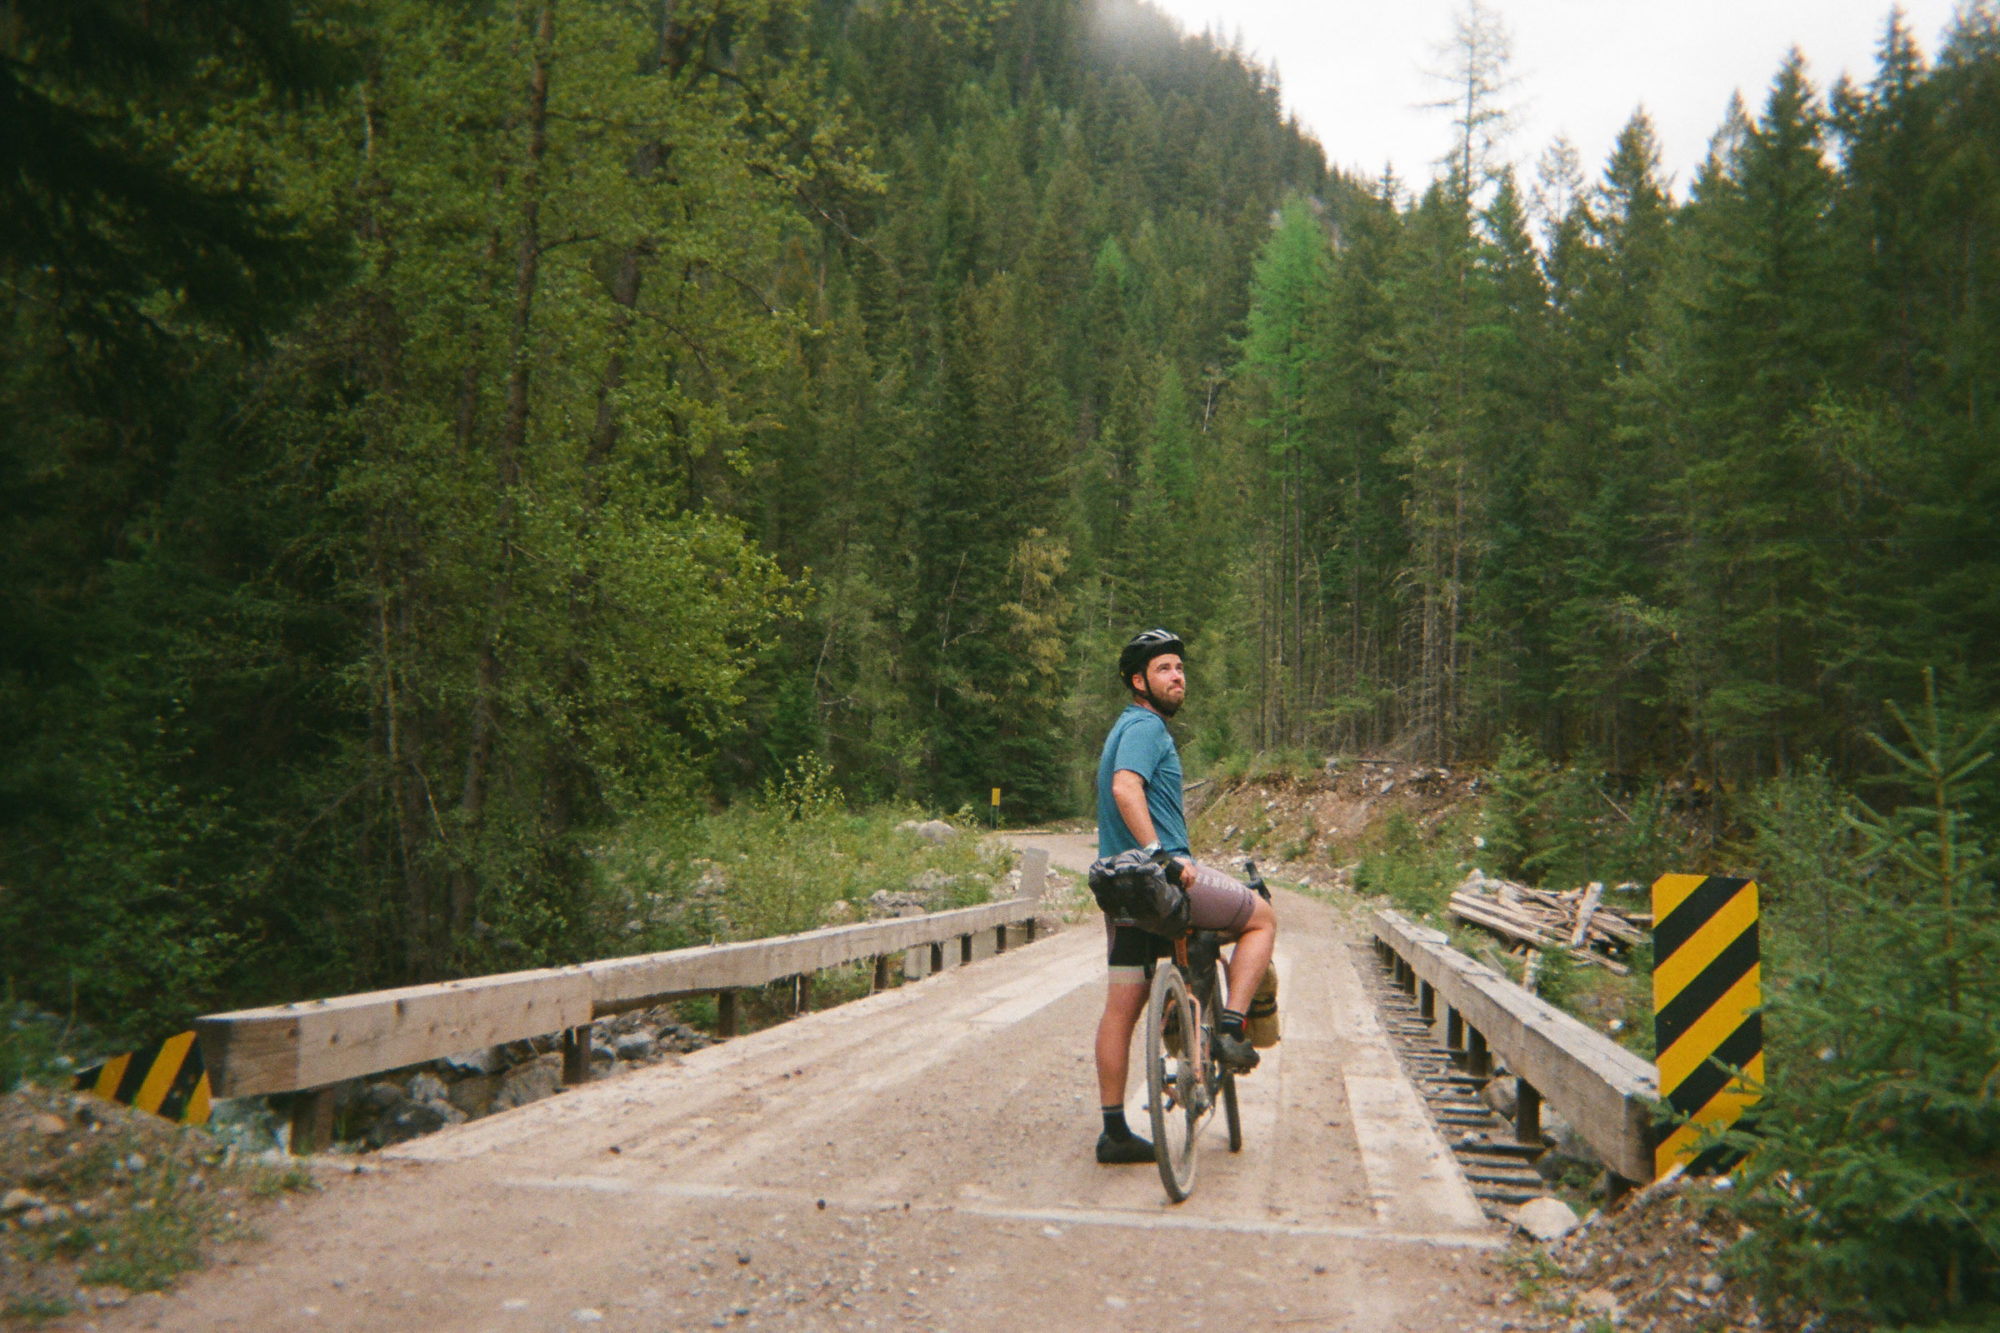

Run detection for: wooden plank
[[1373, 910, 1658, 1183], [582, 898, 1036, 1012], [197, 967, 593, 1099], [1569, 882, 1604, 948], [196, 897, 1039, 1100]]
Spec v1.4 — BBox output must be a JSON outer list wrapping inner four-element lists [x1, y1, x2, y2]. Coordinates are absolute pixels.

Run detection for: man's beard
[[1140, 682, 1182, 718]]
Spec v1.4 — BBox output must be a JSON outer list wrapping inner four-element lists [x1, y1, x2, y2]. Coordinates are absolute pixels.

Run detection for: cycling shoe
[[1213, 1029, 1261, 1073], [1095, 1131, 1157, 1165]]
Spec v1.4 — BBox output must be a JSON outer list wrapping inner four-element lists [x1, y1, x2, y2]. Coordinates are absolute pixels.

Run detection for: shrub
[[1723, 673, 2000, 1323]]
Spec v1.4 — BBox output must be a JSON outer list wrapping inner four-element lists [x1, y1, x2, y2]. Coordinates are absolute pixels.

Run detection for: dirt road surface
[[93, 835, 1507, 1332]]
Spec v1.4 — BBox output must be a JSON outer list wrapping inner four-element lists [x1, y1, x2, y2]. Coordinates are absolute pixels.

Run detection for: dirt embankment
[[1188, 760, 1477, 881]]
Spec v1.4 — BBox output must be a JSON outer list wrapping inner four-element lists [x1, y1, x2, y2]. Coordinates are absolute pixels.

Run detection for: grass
[[592, 759, 1019, 954], [1, 1086, 318, 1309]]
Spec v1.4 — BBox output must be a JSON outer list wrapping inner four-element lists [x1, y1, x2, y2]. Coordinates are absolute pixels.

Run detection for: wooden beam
[[1372, 909, 1658, 1183], [582, 899, 1036, 1012], [197, 967, 593, 1099], [195, 898, 1039, 1101]]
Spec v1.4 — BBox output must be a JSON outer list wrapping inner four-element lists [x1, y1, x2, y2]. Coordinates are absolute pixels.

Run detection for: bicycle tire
[[1145, 963, 1200, 1202], [1222, 1069, 1242, 1152]]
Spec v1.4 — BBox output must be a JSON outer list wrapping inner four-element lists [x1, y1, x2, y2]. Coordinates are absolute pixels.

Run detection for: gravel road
[[94, 835, 1507, 1331]]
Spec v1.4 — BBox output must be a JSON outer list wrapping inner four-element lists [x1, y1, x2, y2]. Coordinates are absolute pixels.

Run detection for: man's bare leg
[[1095, 978, 1149, 1107], [1222, 895, 1277, 1016]]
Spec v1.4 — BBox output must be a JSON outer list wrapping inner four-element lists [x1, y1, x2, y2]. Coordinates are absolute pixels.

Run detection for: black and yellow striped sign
[[72, 1030, 212, 1126], [1652, 874, 1762, 1177]]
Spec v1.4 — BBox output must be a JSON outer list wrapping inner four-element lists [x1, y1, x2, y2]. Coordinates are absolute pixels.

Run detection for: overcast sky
[[1142, 0, 1969, 199]]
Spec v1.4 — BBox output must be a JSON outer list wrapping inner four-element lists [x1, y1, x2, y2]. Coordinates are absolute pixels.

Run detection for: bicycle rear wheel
[[1146, 964, 1201, 1202], [1222, 1069, 1242, 1152]]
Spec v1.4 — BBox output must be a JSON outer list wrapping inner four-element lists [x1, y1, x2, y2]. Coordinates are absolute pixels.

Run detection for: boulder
[[359, 1081, 408, 1114], [491, 1054, 563, 1112], [867, 889, 928, 919], [438, 1046, 508, 1077], [611, 1032, 657, 1063], [1481, 1076, 1518, 1118], [1536, 1108, 1605, 1178], [408, 1071, 450, 1104], [1509, 1196, 1581, 1242], [907, 868, 958, 895], [446, 1072, 502, 1118], [896, 819, 958, 844], [373, 1097, 466, 1146]]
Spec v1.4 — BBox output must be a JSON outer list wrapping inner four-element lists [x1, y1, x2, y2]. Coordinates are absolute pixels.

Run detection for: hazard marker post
[[990, 786, 1001, 829], [73, 1030, 213, 1126], [1651, 874, 1763, 1176]]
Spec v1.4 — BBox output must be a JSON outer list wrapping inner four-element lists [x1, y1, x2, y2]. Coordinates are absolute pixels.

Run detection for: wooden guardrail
[[198, 855, 1050, 1152], [1371, 908, 1658, 1186]]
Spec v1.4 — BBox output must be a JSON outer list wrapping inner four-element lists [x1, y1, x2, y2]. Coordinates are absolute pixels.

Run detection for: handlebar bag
[[1087, 850, 1192, 938]]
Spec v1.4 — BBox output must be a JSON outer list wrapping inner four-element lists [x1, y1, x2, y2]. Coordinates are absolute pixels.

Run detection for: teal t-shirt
[[1096, 705, 1188, 857]]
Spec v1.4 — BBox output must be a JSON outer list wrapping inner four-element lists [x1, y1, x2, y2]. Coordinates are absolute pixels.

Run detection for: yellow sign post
[[73, 1030, 213, 1126], [990, 787, 1001, 829], [1651, 874, 1762, 1177]]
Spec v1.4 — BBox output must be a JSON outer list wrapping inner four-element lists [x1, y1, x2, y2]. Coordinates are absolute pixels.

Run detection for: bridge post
[[562, 1026, 592, 1085], [1418, 980, 1436, 1023], [1514, 1077, 1541, 1144], [796, 974, 812, 1014], [1466, 1025, 1492, 1078], [995, 924, 1008, 954], [1446, 1005, 1464, 1052], [929, 941, 945, 974], [288, 1087, 335, 1156], [717, 989, 740, 1038], [960, 934, 973, 966], [872, 955, 892, 992]]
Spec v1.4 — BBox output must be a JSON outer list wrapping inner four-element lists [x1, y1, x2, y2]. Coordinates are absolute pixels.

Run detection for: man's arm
[[1110, 770, 1157, 847]]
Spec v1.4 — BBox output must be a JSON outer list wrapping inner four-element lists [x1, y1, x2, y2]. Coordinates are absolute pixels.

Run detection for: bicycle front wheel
[[1145, 963, 1201, 1202]]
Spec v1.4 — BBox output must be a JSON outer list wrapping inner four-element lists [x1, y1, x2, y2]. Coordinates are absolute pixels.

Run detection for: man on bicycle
[[1093, 628, 1278, 1165]]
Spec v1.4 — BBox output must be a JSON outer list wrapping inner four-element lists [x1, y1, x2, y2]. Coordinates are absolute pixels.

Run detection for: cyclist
[[1093, 628, 1278, 1165]]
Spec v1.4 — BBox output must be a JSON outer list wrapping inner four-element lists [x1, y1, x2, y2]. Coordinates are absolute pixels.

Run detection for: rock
[[895, 819, 957, 844], [492, 1054, 563, 1112], [408, 1071, 450, 1104], [867, 889, 928, 919], [1536, 1109, 1605, 1178], [359, 1081, 408, 1114], [1577, 1287, 1620, 1320], [32, 1112, 66, 1136], [908, 868, 958, 895], [1222, 824, 1241, 841], [820, 899, 854, 924], [373, 1097, 466, 1146], [1481, 1077, 1518, 1118], [1700, 1273, 1723, 1294], [1509, 1196, 1581, 1241], [611, 1032, 657, 1063], [1, 1189, 47, 1214], [438, 1047, 508, 1076], [446, 1072, 502, 1118], [657, 1022, 712, 1053]]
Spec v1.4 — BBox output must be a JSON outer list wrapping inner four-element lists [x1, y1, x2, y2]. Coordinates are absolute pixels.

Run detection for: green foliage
[[593, 759, 1013, 949], [1725, 672, 2000, 1322], [1352, 809, 1461, 918], [1477, 734, 1697, 890]]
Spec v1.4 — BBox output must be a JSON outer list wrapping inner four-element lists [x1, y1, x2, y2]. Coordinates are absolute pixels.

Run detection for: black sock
[[1102, 1106, 1133, 1140], [1221, 1009, 1247, 1039]]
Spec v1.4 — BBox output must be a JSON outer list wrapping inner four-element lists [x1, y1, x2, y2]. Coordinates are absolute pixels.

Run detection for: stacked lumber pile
[[1448, 870, 1648, 977]]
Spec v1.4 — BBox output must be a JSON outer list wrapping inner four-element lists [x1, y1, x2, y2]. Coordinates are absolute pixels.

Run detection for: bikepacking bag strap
[[1087, 849, 1192, 939]]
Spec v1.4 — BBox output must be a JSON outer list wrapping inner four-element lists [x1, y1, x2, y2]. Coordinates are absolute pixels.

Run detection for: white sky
[[1141, 1, 1969, 199]]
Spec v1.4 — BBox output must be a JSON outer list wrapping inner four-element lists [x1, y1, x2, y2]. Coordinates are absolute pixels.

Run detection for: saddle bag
[[1087, 849, 1192, 939]]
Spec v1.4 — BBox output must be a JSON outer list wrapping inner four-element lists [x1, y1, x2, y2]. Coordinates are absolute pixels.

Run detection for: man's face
[[1133, 653, 1186, 717]]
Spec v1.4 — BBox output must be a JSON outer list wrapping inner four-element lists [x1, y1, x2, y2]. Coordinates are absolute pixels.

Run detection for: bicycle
[[1142, 860, 1267, 1203]]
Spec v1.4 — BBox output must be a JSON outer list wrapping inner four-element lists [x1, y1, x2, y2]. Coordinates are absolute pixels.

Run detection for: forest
[[4, 0, 2000, 1312]]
